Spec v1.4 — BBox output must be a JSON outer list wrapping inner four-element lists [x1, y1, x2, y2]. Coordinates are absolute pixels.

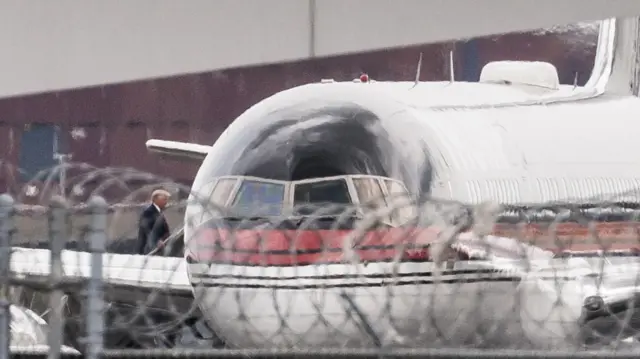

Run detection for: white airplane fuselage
[[181, 69, 640, 349]]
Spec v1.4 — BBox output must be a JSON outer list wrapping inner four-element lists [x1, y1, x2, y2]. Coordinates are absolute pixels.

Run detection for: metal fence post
[[86, 196, 106, 359], [0, 194, 14, 359], [48, 196, 68, 359]]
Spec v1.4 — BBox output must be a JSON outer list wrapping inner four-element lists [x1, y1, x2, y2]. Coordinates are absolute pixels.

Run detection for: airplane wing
[[8, 247, 201, 352], [146, 139, 211, 162], [9, 248, 192, 296]]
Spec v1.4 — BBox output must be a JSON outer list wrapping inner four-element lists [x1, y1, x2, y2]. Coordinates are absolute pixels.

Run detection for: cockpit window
[[192, 175, 415, 222], [352, 177, 391, 224], [185, 180, 223, 229], [210, 178, 237, 206], [293, 179, 351, 215], [189, 178, 237, 226], [353, 177, 385, 207], [383, 180, 416, 225], [230, 179, 285, 216]]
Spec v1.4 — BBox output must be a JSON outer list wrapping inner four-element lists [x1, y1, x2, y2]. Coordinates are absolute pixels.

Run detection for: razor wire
[[3, 163, 640, 357]]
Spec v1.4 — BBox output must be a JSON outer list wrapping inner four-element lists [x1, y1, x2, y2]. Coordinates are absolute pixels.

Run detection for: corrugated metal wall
[[0, 30, 597, 193]]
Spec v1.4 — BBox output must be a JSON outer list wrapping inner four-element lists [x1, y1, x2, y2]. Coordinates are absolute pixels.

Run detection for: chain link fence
[[2, 163, 640, 358]]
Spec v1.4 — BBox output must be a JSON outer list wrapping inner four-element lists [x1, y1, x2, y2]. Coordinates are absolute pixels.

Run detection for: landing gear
[[173, 318, 224, 348], [103, 306, 224, 349]]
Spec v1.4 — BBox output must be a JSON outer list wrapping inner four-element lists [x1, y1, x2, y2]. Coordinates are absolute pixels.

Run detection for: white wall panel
[[1, 0, 640, 98]]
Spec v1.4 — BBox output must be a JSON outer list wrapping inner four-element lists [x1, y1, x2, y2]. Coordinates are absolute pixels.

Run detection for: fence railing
[[3, 163, 640, 358]]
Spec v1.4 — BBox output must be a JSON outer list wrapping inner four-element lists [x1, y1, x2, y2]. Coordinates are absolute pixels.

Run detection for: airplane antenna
[[573, 71, 579, 89], [449, 50, 455, 83], [412, 52, 423, 88]]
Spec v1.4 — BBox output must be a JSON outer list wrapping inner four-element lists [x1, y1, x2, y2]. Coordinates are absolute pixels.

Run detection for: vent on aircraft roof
[[479, 61, 560, 90]]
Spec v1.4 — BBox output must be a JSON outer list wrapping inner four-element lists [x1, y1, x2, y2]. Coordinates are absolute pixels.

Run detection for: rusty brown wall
[[0, 30, 597, 195]]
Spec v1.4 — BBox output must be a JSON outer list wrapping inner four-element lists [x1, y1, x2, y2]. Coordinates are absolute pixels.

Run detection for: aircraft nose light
[[584, 296, 604, 311]]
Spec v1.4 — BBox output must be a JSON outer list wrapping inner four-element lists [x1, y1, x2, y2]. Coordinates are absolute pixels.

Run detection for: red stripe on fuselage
[[187, 223, 640, 266], [188, 228, 437, 266]]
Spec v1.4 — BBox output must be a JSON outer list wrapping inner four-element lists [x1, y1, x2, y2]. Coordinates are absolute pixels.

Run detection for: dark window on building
[[19, 124, 65, 182]]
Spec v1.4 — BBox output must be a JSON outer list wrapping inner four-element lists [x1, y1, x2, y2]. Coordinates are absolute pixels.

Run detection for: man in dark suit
[[137, 189, 171, 255]]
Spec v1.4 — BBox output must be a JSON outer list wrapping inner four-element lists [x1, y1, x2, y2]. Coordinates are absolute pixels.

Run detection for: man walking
[[137, 189, 171, 255]]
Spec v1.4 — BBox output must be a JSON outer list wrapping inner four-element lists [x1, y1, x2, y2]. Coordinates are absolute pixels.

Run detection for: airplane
[[8, 15, 640, 352]]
